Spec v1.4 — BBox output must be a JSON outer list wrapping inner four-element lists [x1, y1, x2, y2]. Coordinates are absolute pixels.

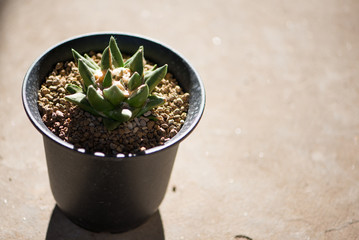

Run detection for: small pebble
[[140, 119, 147, 127], [147, 121, 155, 129], [55, 62, 63, 70], [49, 86, 58, 91], [169, 129, 177, 137], [134, 118, 140, 127], [127, 122, 133, 130], [45, 94, 53, 100], [143, 111, 151, 117], [55, 110, 64, 118]]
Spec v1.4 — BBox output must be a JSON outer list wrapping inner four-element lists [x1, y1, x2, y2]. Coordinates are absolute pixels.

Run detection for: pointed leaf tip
[[127, 84, 149, 108], [124, 46, 144, 76], [101, 46, 111, 70], [103, 85, 126, 106], [87, 85, 114, 112], [64, 92, 99, 116], [128, 72, 142, 91], [72, 49, 99, 71], [136, 95, 165, 117], [145, 64, 168, 93], [102, 70, 113, 88], [109, 36, 124, 68], [65, 83, 83, 94], [71, 49, 81, 62], [78, 59, 96, 90]]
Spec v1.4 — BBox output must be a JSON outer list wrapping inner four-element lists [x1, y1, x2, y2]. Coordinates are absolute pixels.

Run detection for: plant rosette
[[22, 33, 205, 233]]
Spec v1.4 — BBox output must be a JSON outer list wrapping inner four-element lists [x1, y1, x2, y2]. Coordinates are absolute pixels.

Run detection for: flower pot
[[22, 33, 205, 232]]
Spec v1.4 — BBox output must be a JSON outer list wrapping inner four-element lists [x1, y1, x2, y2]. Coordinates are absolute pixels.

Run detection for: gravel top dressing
[[37, 52, 189, 155]]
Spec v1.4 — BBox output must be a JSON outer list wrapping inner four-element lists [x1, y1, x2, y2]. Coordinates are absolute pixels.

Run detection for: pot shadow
[[46, 205, 165, 240]]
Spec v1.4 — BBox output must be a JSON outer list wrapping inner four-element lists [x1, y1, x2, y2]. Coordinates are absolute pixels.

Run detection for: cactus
[[65, 36, 167, 130]]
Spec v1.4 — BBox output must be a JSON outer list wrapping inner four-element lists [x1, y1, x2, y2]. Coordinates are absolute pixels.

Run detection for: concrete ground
[[1, 0, 359, 239]]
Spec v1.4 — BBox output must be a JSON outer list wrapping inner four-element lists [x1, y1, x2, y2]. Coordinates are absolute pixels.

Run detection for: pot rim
[[22, 32, 205, 159]]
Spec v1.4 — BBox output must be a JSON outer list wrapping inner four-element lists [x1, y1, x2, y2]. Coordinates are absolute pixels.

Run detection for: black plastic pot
[[22, 33, 205, 232]]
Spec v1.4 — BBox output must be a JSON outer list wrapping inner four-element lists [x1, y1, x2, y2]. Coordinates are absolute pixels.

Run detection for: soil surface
[[37, 52, 189, 155]]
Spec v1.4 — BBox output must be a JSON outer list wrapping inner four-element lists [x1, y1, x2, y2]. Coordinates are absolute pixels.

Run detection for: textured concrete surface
[[1, 0, 359, 239]]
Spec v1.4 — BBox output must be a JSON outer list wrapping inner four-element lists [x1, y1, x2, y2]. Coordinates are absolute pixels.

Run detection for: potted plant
[[22, 33, 205, 233]]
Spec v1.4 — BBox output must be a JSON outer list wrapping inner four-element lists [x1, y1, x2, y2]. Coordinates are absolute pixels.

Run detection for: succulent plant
[[65, 36, 167, 130]]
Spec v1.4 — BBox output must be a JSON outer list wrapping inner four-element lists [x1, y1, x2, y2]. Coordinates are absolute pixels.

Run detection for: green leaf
[[143, 64, 157, 83], [64, 92, 99, 116], [144, 64, 167, 93], [136, 95, 165, 117], [103, 85, 126, 106], [71, 48, 83, 63], [87, 85, 114, 112], [105, 108, 132, 123], [65, 83, 83, 94], [103, 118, 121, 131], [78, 59, 96, 91], [84, 54, 100, 70], [109, 36, 124, 68], [100, 46, 111, 71], [124, 46, 144, 76], [127, 84, 149, 108], [144, 65, 157, 77], [127, 72, 142, 91], [72, 49, 99, 71], [151, 64, 158, 71], [102, 70, 113, 88]]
